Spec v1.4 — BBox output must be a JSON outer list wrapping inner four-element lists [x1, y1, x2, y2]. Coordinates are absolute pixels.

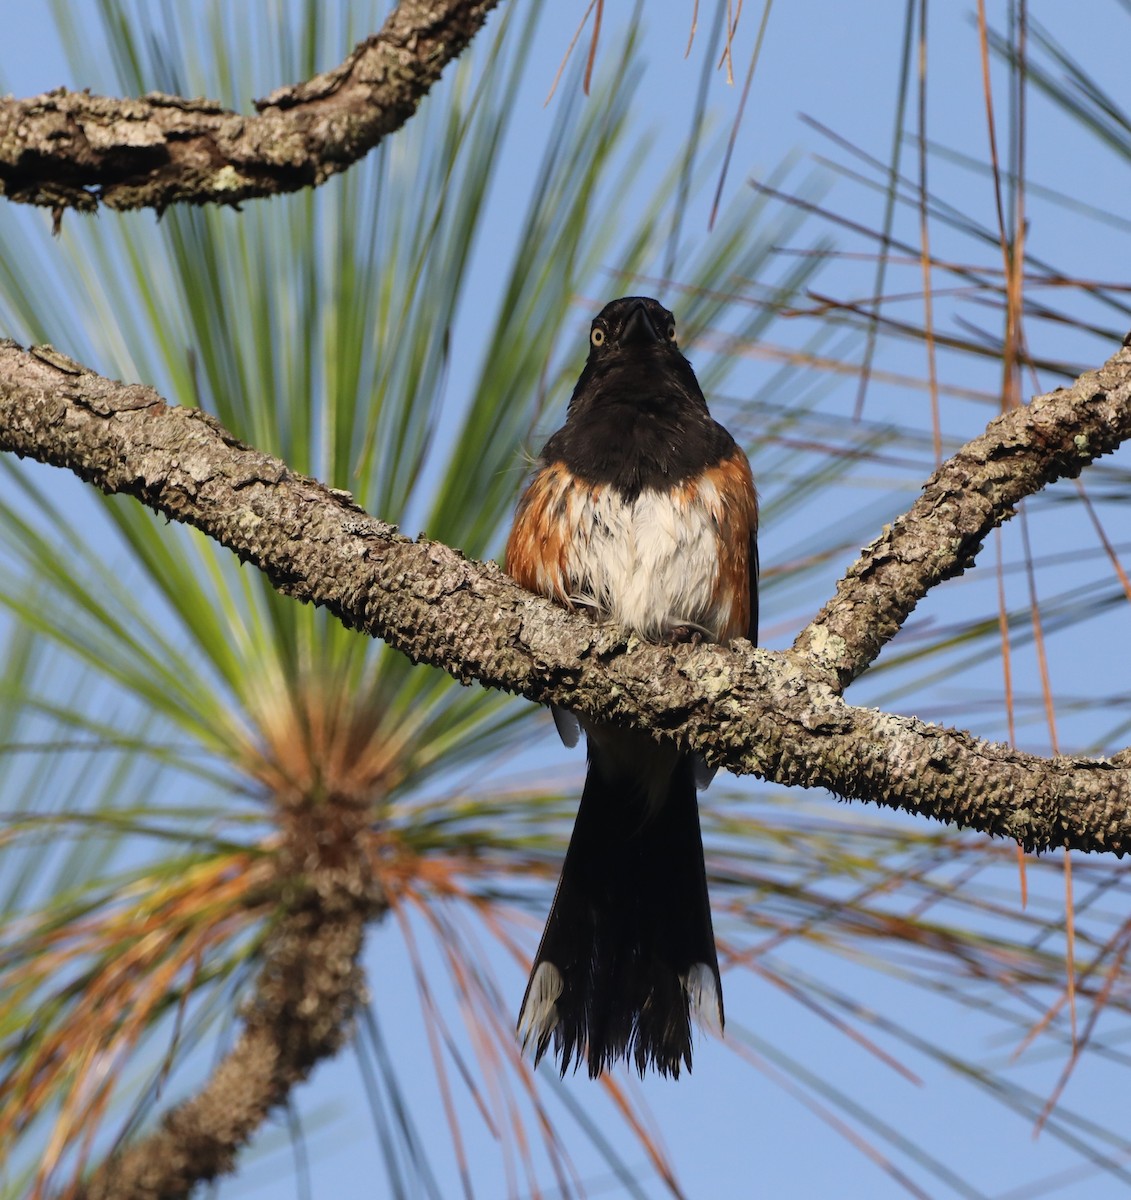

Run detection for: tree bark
[[0, 0, 501, 216], [3, 336, 1131, 859]]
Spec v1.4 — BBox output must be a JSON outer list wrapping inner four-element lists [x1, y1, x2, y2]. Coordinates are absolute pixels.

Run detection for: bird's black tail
[[518, 748, 722, 1078]]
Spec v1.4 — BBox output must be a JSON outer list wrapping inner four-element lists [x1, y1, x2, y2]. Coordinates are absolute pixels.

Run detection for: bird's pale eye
[[666, 322, 677, 341], [591, 326, 606, 347]]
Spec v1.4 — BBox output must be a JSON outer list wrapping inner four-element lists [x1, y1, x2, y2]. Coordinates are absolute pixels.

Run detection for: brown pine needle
[[1076, 477, 1131, 603], [745, 952, 923, 1085], [685, 0, 701, 57], [601, 1074, 684, 1198], [1064, 848, 1077, 1047], [916, 0, 942, 464], [995, 528, 1028, 907], [544, 0, 600, 107], [726, 1035, 934, 1200], [1019, 499, 1075, 1050], [709, 0, 773, 230], [715, 0, 747, 81], [583, 0, 603, 96], [1034, 926, 1131, 1136]]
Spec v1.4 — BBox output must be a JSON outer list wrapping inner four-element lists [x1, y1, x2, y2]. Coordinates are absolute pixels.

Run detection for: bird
[[505, 295, 759, 1078]]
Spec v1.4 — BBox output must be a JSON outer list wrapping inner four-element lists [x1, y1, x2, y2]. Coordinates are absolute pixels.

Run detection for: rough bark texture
[[795, 343, 1131, 687], [3, 337, 1131, 860], [0, 0, 500, 214]]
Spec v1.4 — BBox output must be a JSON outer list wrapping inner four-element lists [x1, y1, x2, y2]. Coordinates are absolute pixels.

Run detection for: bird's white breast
[[564, 481, 726, 640]]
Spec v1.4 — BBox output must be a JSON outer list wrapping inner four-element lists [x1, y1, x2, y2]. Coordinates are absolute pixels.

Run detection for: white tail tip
[[517, 961, 563, 1053], [683, 962, 723, 1037]]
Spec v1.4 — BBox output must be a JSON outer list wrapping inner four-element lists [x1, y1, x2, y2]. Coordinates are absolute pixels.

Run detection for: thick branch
[[794, 336, 1131, 688], [0, 0, 500, 214], [2, 339, 1131, 857]]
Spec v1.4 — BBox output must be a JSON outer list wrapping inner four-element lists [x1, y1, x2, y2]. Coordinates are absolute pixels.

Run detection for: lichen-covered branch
[[0, 0, 500, 215], [4, 338, 1131, 858], [794, 335, 1131, 689]]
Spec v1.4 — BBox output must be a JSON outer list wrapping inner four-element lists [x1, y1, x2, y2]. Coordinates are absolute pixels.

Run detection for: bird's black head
[[568, 295, 705, 420], [587, 296, 678, 359], [543, 296, 732, 494]]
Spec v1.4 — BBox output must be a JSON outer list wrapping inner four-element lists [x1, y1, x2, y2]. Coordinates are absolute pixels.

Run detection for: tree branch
[[2, 338, 1131, 860], [0, 0, 501, 216], [795, 332, 1131, 688]]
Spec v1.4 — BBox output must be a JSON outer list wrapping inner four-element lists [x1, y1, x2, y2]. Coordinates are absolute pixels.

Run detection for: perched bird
[[505, 296, 759, 1077]]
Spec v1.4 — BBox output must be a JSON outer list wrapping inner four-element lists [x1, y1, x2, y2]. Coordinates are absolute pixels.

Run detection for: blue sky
[[4, 2, 1131, 1198]]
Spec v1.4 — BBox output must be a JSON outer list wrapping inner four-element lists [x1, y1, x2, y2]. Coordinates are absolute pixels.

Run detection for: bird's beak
[[620, 301, 660, 346]]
